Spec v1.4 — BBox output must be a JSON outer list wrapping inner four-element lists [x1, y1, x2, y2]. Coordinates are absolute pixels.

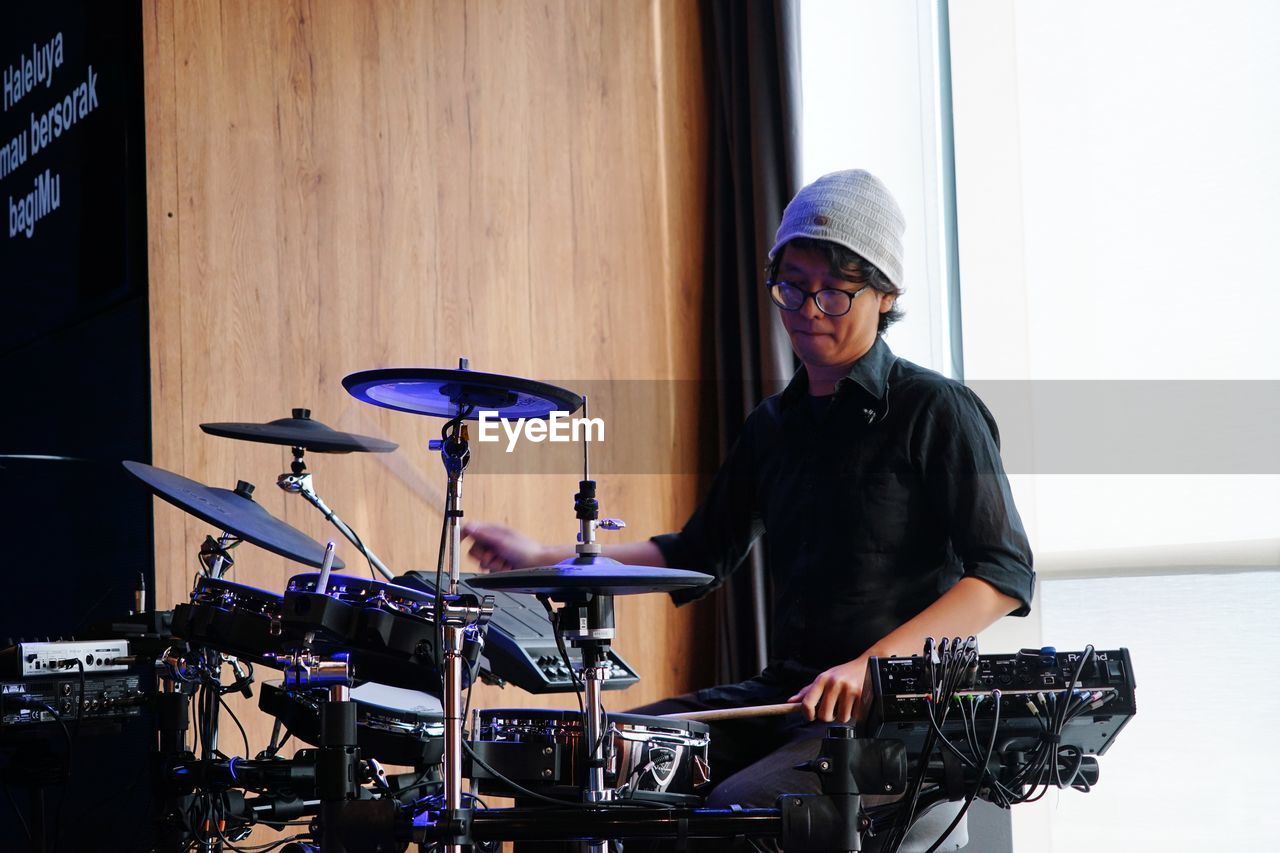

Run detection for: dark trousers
[[628, 663, 828, 809]]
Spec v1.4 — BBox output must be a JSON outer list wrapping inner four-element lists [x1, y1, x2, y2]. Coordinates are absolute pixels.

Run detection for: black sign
[[0, 2, 146, 354]]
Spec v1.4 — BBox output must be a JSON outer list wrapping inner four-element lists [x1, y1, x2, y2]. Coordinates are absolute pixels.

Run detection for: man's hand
[[461, 522, 549, 573], [461, 526, 668, 574], [787, 656, 872, 723]]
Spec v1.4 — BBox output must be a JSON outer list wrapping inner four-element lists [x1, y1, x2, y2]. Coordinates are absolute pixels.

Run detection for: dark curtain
[[700, 0, 803, 684]]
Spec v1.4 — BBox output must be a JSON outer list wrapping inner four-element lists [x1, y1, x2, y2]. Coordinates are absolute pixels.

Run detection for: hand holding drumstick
[[462, 521, 668, 573]]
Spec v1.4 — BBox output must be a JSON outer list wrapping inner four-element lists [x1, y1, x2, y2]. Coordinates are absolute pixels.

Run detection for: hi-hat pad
[[467, 554, 712, 601]]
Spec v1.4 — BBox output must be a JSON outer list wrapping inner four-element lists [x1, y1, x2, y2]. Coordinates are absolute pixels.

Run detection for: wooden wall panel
[[143, 0, 711, 758]]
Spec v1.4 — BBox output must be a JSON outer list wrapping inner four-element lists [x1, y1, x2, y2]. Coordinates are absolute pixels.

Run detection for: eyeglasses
[[766, 280, 874, 317]]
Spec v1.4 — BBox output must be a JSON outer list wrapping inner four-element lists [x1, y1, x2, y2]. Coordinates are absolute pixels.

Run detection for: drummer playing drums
[[464, 170, 1035, 852]]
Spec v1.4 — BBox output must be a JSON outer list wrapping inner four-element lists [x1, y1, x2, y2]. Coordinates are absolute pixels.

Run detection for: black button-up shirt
[[652, 336, 1035, 672]]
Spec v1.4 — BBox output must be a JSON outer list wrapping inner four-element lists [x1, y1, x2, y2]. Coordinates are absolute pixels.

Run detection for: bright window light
[[799, 0, 954, 375]]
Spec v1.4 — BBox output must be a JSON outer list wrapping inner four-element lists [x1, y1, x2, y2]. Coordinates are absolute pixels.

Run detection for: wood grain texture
[[143, 0, 712, 764]]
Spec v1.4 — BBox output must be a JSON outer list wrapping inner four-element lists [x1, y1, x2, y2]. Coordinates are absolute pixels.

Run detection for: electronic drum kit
[[97, 354, 1136, 852], [132, 359, 835, 853]]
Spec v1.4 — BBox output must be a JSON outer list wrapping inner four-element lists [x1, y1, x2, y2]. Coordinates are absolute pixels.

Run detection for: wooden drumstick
[[661, 702, 802, 722]]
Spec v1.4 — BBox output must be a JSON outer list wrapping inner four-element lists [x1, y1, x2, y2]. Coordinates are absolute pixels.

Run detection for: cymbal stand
[[277, 440, 396, 581], [557, 400, 623, 852], [559, 587, 614, 813], [429, 383, 494, 853]]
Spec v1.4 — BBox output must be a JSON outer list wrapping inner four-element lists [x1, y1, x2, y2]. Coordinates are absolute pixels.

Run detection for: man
[[464, 170, 1034, 851]]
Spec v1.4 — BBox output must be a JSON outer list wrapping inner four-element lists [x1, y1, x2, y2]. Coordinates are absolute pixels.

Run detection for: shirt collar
[[780, 335, 897, 406]]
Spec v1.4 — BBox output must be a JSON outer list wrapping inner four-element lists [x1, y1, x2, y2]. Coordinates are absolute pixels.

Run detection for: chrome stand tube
[[444, 624, 465, 853], [436, 394, 474, 853], [582, 657, 609, 806], [581, 646, 611, 853]]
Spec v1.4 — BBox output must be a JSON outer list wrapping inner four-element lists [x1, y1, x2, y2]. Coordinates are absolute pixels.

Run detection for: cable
[[214, 821, 308, 853], [197, 536, 244, 578], [539, 595, 586, 717], [1056, 744, 1086, 791], [47, 660, 87, 853], [26, 701, 74, 761], [1025, 646, 1095, 799], [462, 649, 483, 726], [222, 658, 255, 698], [219, 695, 252, 759], [397, 769, 443, 800], [886, 636, 977, 853], [936, 696, 1020, 809], [209, 794, 247, 847], [999, 681, 1108, 805], [415, 791, 489, 811], [312, 495, 379, 579], [888, 655, 950, 850], [922, 690, 1001, 853], [73, 657, 85, 739]]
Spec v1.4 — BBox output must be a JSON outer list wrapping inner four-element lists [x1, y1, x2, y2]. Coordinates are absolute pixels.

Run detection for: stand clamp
[[780, 727, 908, 853]]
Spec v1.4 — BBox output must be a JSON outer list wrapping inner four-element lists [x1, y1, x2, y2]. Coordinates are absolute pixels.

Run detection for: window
[[949, 0, 1280, 560], [799, 0, 956, 375], [802, 2, 1280, 849], [948, 2, 1280, 848]]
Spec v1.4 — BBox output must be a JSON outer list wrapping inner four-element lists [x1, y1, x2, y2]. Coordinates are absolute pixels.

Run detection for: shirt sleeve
[[919, 383, 1036, 616], [651, 409, 767, 605]]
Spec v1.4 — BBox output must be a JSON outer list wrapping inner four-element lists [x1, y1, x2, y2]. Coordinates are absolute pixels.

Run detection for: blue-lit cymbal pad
[[342, 367, 582, 421]]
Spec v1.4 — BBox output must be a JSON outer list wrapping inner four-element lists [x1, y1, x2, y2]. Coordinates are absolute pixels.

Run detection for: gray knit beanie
[[769, 169, 906, 289]]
